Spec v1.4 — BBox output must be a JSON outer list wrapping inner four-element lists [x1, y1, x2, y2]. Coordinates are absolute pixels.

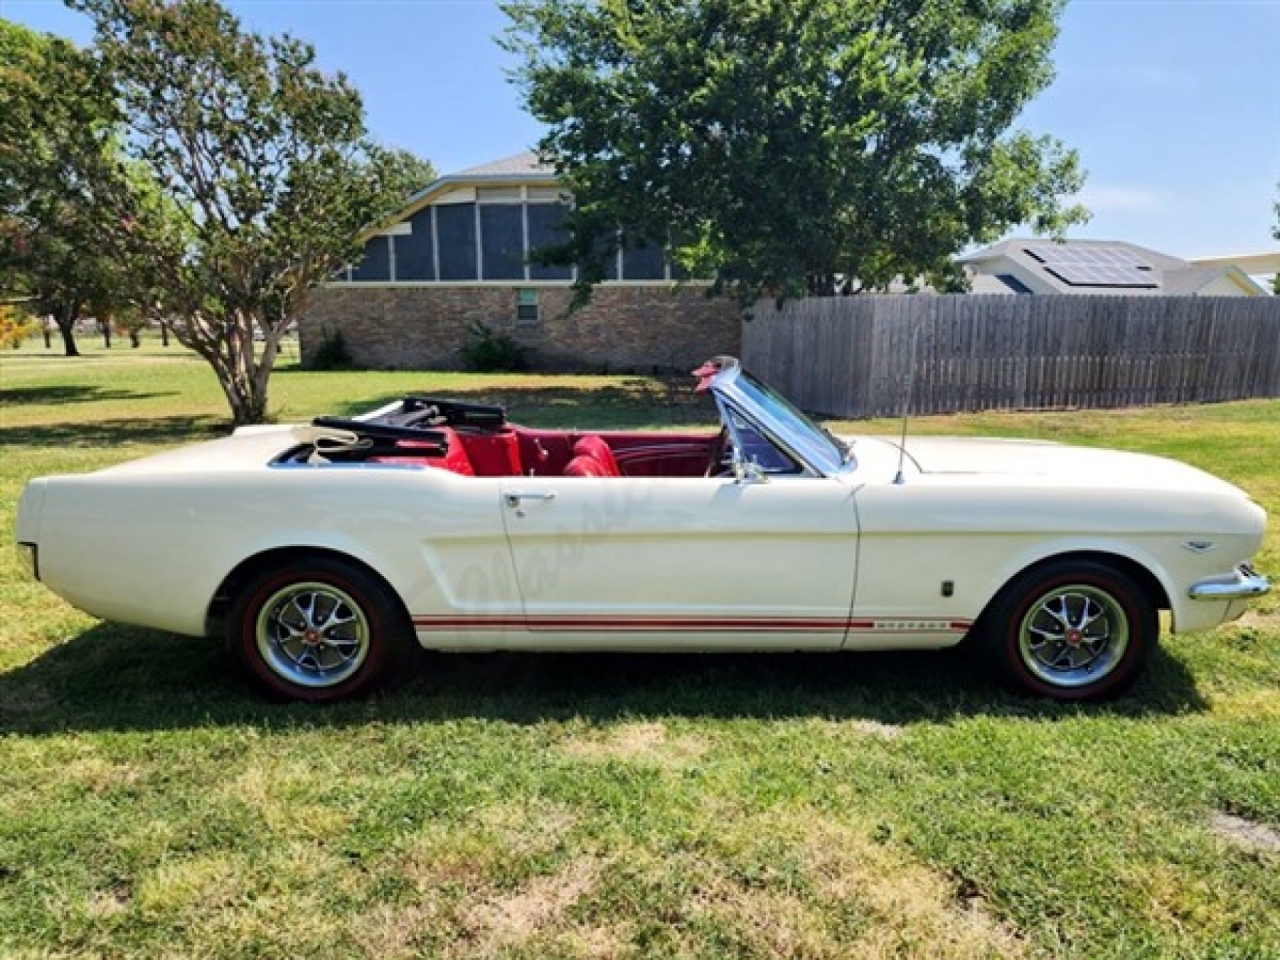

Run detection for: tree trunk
[[222, 374, 269, 426], [217, 313, 271, 426], [160, 321, 170, 347], [56, 303, 80, 357], [42, 319, 52, 349], [176, 311, 275, 427], [101, 317, 112, 348]]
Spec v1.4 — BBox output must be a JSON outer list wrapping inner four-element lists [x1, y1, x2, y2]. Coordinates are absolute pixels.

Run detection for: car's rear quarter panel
[[33, 466, 513, 637]]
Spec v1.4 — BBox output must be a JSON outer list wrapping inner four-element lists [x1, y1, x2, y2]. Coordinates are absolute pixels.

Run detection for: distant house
[[1189, 251, 1280, 293], [959, 239, 1270, 297], [299, 152, 740, 372]]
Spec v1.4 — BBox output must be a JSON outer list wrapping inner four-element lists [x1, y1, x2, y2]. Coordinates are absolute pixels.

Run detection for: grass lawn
[[1, 339, 1278, 959]]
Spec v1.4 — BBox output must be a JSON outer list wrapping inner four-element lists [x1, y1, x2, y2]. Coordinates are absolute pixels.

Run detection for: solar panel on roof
[[1023, 245, 1159, 288], [1025, 245, 1151, 267], [1042, 266, 1159, 288]]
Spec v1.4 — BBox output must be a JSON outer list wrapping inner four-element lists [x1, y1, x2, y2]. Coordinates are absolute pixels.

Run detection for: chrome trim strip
[[1188, 564, 1270, 602]]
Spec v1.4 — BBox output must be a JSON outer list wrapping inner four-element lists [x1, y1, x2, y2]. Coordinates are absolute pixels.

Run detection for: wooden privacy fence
[[740, 295, 1280, 418]]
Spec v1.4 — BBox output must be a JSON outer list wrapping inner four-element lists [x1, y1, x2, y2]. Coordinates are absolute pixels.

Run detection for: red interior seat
[[455, 429, 521, 476], [572, 435, 621, 476], [563, 455, 610, 477]]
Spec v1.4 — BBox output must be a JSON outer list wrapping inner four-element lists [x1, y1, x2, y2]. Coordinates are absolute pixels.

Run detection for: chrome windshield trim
[[1188, 564, 1271, 602], [713, 395, 821, 479], [709, 359, 847, 477]]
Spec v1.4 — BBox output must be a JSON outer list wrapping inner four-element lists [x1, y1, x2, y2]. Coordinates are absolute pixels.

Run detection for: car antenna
[[893, 320, 922, 486]]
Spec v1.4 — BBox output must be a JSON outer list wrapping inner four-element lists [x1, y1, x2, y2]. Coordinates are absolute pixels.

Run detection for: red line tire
[[226, 557, 416, 703], [980, 559, 1156, 702]]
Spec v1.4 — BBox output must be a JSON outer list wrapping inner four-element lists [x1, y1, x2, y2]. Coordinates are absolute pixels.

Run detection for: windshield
[[733, 368, 850, 470]]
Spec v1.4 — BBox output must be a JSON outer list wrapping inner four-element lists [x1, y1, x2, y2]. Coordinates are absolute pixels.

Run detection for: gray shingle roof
[[1160, 266, 1232, 296], [452, 151, 556, 179]]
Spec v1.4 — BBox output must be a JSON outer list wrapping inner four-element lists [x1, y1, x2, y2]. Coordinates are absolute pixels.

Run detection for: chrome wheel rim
[[255, 581, 370, 688], [1017, 584, 1129, 688]]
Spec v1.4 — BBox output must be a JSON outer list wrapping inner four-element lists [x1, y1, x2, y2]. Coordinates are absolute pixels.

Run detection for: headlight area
[[16, 542, 39, 581]]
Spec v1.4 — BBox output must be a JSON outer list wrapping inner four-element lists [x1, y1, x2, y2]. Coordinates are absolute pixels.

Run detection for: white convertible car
[[15, 356, 1270, 703]]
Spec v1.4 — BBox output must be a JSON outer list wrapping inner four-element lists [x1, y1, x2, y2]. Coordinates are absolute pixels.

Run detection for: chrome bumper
[[1188, 564, 1270, 602]]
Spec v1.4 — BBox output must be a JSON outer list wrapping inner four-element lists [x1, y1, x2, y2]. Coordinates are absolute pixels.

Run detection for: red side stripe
[[411, 615, 972, 633]]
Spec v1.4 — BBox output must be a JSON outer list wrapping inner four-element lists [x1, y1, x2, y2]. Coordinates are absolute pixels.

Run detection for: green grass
[[2, 340, 1278, 959]]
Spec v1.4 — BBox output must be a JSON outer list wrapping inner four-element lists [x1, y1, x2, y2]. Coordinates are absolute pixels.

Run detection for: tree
[[110, 307, 149, 348], [1273, 182, 1279, 295], [0, 19, 129, 356], [0, 303, 39, 348], [502, 0, 1087, 301], [69, 0, 434, 425]]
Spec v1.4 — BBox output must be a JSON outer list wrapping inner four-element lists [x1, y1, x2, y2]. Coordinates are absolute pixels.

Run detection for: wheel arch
[[972, 549, 1170, 637], [205, 545, 413, 637]]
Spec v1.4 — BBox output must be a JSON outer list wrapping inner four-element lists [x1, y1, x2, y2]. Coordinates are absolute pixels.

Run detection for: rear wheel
[[227, 556, 416, 703], [980, 559, 1156, 701]]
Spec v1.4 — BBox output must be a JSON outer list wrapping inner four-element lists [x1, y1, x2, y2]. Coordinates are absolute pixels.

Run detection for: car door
[[497, 473, 859, 648]]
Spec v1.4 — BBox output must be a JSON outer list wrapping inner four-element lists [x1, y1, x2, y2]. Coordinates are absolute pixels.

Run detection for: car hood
[[895, 436, 1246, 495]]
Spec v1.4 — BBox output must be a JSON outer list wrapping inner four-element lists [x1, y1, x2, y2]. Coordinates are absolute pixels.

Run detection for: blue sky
[[3, 0, 1277, 260]]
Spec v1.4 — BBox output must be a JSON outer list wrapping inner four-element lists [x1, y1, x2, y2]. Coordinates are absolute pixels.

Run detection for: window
[[396, 209, 435, 281], [527, 202, 573, 281], [516, 289, 539, 326], [995, 274, 1033, 295], [343, 194, 695, 285], [480, 205, 525, 280], [729, 410, 804, 475], [622, 239, 665, 281], [351, 236, 390, 282], [436, 203, 477, 280]]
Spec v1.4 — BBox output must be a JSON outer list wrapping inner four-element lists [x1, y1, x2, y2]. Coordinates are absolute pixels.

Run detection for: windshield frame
[[708, 359, 852, 478]]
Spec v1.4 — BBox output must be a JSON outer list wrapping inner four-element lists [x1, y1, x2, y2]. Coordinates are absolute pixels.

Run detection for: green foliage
[[307, 325, 356, 371], [460, 320, 530, 372], [1273, 183, 1278, 295], [0, 18, 136, 356], [502, 0, 1088, 301], [108, 307, 149, 347], [32, 0, 436, 423]]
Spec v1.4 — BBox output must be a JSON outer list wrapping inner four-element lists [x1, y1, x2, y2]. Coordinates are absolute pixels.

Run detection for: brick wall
[[299, 283, 743, 373]]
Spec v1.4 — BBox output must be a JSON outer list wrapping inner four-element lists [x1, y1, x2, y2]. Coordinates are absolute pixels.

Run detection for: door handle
[[504, 490, 558, 508]]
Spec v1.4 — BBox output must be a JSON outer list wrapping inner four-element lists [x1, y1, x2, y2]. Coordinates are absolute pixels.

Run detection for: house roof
[[452, 151, 556, 179], [959, 238, 1270, 296], [1189, 251, 1280, 275], [405, 151, 559, 205], [959, 238, 1188, 272], [361, 151, 563, 241]]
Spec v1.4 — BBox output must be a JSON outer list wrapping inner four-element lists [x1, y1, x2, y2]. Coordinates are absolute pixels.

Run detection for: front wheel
[[226, 557, 416, 703], [979, 559, 1157, 701]]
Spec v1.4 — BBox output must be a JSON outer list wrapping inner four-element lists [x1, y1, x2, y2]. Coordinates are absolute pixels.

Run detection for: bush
[[460, 321, 529, 372], [307, 325, 355, 370], [0, 305, 39, 349]]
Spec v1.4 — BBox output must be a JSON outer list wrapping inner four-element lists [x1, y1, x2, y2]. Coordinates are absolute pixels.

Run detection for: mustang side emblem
[[1183, 541, 1218, 554]]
